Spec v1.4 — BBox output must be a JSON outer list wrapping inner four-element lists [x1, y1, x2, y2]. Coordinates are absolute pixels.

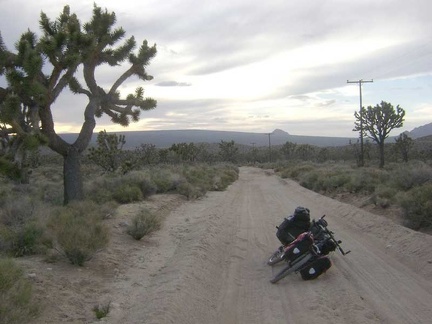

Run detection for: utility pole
[[265, 133, 272, 162], [250, 142, 256, 164], [347, 79, 373, 167]]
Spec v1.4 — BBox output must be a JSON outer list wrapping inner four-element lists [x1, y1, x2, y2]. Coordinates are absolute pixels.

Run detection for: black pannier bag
[[276, 207, 311, 245], [299, 256, 332, 280], [276, 217, 296, 245]]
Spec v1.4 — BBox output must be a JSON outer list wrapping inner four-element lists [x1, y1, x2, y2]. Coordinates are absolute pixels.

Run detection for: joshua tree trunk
[[378, 142, 385, 168], [40, 99, 96, 205], [63, 147, 84, 203]]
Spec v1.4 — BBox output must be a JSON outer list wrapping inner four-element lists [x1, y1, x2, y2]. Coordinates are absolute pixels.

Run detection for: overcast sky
[[1, 0, 431, 137]]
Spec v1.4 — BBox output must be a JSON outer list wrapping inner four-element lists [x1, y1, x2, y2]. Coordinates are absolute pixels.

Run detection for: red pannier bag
[[283, 232, 314, 262]]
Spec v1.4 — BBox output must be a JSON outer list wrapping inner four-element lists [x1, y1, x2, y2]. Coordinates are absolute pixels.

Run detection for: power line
[[347, 79, 373, 167]]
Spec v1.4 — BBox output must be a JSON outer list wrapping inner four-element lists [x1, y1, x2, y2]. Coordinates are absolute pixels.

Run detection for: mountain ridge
[[59, 123, 432, 149], [60, 129, 356, 148]]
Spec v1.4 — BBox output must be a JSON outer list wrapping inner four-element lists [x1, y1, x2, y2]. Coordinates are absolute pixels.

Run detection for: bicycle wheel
[[270, 253, 313, 283], [267, 248, 285, 266]]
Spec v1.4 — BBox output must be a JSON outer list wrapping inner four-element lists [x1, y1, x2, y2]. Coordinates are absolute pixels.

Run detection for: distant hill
[[58, 122, 432, 149], [60, 128, 357, 149], [406, 122, 432, 139]]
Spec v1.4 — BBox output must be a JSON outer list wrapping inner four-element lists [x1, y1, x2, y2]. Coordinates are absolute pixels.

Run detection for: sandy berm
[[20, 167, 432, 324]]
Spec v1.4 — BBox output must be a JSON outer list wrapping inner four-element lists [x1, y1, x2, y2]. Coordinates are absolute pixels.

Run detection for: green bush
[[176, 181, 205, 200], [151, 169, 181, 193], [183, 165, 213, 189], [112, 184, 143, 203], [138, 178, 158, 198], [119, 171, 157, 198], [93, 301, 111, 319], [2, 223, 47, 257], [279, 168, 292, 179], [176, 164, 238, 195], [298, 171, 320, 191], [398, 183, 432, 230], [390, 162, 432, 191], [0, 257, 38, 323], [91, 187, 114, 204], [0, 197, 49, 257], [321, 173, 351, 192], [127, 209, 162, 240], [287, 163, 316, 180], [0, 157, 22, 181], [0, 196, 36, 228], [370, 184, 398, 209], [48, 202, 109, 266], [39, 183, 64, 206], [218, 168, 239, 189], [345, 171, 376, 194], [374, 184, 398, 200], [85, 177, 115, 204]]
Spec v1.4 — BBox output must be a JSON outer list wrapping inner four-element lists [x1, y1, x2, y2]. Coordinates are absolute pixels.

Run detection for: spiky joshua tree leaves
[[0, 33, 48, 183], [354, 101, 405, 168], [0, 4, 157, 203]]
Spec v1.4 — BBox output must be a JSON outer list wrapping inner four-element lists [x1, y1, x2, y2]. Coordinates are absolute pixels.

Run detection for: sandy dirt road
[[100, 167, 432, 324]]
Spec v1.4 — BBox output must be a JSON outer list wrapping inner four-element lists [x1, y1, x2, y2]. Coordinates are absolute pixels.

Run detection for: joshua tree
[[219, 140, 239, 163], [87, 130, 126, 173], [0, 5, 157, 203], [395, 132, 413, 163], [354, 101, 405, 168]]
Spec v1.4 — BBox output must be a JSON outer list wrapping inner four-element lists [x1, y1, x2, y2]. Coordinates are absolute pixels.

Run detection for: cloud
[[1, 0, 432, 137], [155, 81, 192, 87]]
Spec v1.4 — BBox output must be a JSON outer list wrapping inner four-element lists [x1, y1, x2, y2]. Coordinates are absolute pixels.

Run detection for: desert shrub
[[369, 184, 398, 209], [178, 163, 238, 194], [287, 163, 316, 180], [93, 301, 111, 319], [390, 162, 432, 191], [151, 169, 181, 193], [112, 184, 143, 203], [176, 181, 205, 200], [278, 168, 292, 179], [321, 173, 351, 192], [0, 197, 49, 257], [182, 165, 212, 190], [397, 182, 432, 230], [86, 172, 153, 204], [88, 186, 114, 204], [374, 184, 398, 200], [0, 223, 47, 257], [218, 167, 239, 187], [0, 257, 38, 323], [298, 171, 320, 191], [0, 196, 37, 227], [84, 176, 117, 204], [127, 208, 162, 240], [345, 170, 377, 194], [120, 171, 158, 198], [0, 187, 13, 207], [138, 178, 158, 198], [0, 157, 22, 181], [39, 183, 64, 206], [48, 201, 109, 266]]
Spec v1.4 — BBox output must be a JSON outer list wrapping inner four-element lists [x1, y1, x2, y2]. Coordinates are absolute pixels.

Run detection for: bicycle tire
[[270, 253, 313, 283], [267, 249, 285, 266]]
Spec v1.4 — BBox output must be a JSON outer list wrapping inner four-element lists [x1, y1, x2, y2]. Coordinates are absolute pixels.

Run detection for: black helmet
[[294, 206, 310, 221]]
